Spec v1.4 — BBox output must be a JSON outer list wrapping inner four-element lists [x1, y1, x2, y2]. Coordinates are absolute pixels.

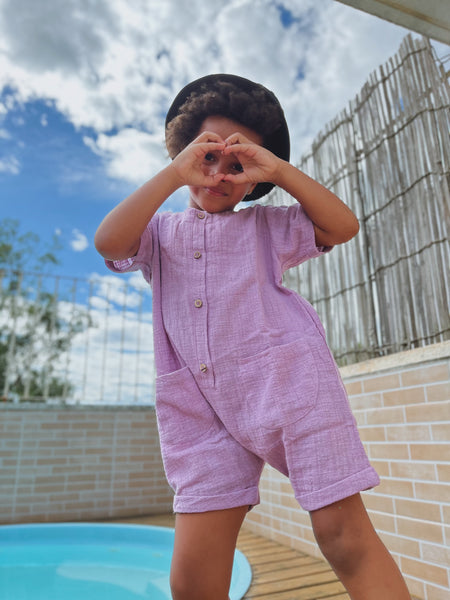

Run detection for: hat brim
[[165, 74, 290, 201]]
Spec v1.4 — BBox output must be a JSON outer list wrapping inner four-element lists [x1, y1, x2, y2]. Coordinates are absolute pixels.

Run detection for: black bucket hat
[[165, 74, 290, 201]]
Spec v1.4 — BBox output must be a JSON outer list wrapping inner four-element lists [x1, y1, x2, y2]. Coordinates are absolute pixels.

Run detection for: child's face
[[188, 116, 262, 213]]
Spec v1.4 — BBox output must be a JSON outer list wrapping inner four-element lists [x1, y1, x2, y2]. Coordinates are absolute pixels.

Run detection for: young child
[[95, 74, 410, 600]]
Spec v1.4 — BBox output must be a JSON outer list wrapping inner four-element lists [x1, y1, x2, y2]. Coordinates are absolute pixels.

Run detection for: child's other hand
[[171, 131, 227, 187], [221, 132, 283, 186]]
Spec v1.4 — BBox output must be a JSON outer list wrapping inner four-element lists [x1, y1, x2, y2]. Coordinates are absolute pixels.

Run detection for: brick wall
[[244, 341, 450, 600], [0, 406, 173, 524]]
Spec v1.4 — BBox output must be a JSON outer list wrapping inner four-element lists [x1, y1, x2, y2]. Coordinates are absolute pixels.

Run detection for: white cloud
[[56, 288, 154, 405], [75, 273, 154, 404], [84, 128, 168, 185], [64, 309, 155, 404], [0, 0, 445, 183], [0, 155, 20, 174], [89, 273, 150, 309], [127, 271, 152, 292], [70, 229, 89, 252]]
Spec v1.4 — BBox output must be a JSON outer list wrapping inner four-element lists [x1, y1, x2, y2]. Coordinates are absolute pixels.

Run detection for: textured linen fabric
[[106, 203, 379, 512]]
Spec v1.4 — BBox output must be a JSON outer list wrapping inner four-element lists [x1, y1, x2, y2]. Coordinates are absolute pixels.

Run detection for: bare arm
[[272, 161, 359, 246], [95, 133, 227, 261], [94, 164, 182, 260], [223, 135, 359, 247]]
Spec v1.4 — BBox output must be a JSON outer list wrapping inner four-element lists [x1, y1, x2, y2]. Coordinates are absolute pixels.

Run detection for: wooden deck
[[117, 514, 350, 600], [237, 529, 349, 600]]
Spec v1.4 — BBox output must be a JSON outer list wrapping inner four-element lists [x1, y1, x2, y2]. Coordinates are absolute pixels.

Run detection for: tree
[[0, 219, 90, 402], [0, 218, 62, 272]]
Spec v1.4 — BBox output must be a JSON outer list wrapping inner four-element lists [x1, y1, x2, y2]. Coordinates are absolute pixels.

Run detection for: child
[[95, 74, 410, 600]]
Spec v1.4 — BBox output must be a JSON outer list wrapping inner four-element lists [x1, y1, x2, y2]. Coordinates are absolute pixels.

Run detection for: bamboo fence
[[268, 35, 450, 365]]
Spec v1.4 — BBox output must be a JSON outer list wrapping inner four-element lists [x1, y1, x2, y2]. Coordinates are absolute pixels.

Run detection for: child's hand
[[171, 131, 227, 187], [221, 132, 283, 185]]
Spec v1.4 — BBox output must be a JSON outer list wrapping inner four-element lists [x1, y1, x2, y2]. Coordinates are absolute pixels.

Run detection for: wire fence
[[0, 269, 154, 404], [268, 34, 450, 364]]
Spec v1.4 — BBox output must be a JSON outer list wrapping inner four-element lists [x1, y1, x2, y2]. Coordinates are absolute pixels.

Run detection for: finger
[[224, 132, 253, 146], [222, 172, 253, 185], [222, 143, 259, 159], [193, 130, 226, 145], [203, 141, 227, 150], [187, 172, 224, 187], [188, 141, 226, 161], [203, 173, 225, 185]]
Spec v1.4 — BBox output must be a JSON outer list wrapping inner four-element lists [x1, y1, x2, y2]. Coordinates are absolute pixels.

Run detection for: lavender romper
[[107, 203, 379, 513]]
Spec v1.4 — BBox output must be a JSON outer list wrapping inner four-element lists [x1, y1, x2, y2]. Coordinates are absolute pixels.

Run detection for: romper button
[[197, 212, 205, 219], [194, 251, 202, 259], [200, 363, 208, 373], [194, 299, 203, 308]]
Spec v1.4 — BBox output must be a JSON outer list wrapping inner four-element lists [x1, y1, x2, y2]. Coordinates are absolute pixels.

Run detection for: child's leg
[[170, 505, 248, 600], [310, 493, 410, 599]]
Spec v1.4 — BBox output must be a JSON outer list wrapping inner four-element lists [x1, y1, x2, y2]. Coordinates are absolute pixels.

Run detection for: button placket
[[192, 211, 212, 379]]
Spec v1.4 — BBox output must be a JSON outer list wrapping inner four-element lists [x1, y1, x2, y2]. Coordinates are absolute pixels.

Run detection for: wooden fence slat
[[266, 34, 450, 365]]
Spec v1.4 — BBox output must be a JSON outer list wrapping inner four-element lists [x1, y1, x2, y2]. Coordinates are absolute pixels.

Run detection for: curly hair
[[166, 79, 284, 158]]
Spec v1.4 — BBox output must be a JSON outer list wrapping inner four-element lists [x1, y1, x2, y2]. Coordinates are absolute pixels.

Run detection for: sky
[[1, 0, 448, 281]]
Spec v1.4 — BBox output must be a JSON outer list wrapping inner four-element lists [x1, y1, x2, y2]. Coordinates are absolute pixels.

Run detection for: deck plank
[[244, 581, 348, 600], [251, 558, 324, 577], [251, 562, 333, 584]]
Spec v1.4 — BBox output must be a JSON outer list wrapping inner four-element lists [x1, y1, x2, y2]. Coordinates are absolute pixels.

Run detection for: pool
[[0, 523, 252, 600]]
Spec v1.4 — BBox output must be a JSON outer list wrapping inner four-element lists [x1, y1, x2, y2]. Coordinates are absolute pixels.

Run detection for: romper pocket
[[155, 366, 216, 447], [238, 338, 319, 430]]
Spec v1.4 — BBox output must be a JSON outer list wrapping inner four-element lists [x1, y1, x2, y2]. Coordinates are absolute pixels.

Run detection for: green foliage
[[0, 219, 88, 402], [0, 218, 62, 272]]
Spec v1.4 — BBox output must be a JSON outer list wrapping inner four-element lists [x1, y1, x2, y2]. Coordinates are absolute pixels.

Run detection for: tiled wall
[[0, 406, 173, 524], [244, 342, 450, 600]]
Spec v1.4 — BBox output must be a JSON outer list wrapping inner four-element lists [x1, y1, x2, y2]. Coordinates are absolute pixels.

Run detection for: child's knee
[[310, 495, 376, 574], [169, 568, 191, 600], [170, 562, 229, 600], [170, 567, 200, 600], [314, 519, 365, 573]]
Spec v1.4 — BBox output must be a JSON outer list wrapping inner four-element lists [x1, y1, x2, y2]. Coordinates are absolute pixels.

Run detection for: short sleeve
[[259, 203, 332, 273], [105, 219, 155, 284]]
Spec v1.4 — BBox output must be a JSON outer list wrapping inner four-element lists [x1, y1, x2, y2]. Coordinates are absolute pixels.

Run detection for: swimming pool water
[[0, 523, 252, 600]]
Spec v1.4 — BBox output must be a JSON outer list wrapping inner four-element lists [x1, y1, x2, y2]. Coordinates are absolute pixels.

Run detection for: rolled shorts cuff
[[295, 466, 380, 512], [173, 486, 260, 513]]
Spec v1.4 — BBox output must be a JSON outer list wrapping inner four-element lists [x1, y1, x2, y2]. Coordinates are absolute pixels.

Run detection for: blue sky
[[0, 0, 447, 281], [1, 92, 125, 277]]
